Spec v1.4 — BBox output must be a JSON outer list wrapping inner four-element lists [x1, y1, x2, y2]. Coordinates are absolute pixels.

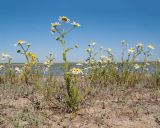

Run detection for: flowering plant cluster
[[0, 16, 159, 113]]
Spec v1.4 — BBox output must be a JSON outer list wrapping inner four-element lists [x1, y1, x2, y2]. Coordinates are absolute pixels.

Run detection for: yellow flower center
[[61, 16, 68, 22]]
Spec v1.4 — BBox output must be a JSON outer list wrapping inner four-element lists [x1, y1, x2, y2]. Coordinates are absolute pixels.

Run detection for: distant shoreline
[[0, 61, 158, 65], [0, 62, 77, 65]]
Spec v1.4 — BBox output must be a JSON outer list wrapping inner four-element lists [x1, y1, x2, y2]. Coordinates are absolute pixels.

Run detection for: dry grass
[[0, 82, 160, 128]]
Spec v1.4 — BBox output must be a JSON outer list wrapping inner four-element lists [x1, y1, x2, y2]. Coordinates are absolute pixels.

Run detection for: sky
[[0, 0, 160, 62]]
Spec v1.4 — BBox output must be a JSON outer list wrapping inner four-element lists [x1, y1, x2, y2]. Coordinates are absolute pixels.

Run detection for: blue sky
[[0, 0, 160, 62]]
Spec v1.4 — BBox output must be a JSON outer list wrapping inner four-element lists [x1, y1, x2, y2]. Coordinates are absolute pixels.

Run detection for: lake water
[[0, 63, 159, 76]]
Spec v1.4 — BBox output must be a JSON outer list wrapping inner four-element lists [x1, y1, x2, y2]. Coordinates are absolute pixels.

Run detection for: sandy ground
[[0, 84, 160, 128]]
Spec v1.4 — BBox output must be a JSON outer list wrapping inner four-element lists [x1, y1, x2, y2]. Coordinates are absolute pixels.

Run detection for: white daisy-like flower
[[51, 27, 56, 33], [44, 60, 53, 68], [107, 57, 112, 62], [115, 67, 118, 70], [136, 43, 144, 48], [44, 61, 48, 65], [71, 21, 80, 27], [58, 16, 70, 23], [134, 64, 140, 69], [148, 45, 155, 50], [0, 65, 4, 70], [100, 55, 107, 60], [70, 68, 83, 75], [15, 40, 26, 46], [128, 48, 134, 54], [1, 53, 12, 60], [89, 42, 96, 47], [145, 62, 150, 66], [51, 22, 61, 27], [97, 60, 103, 64], [15, 67, 22, 73], [74, 44, 79, 48], [103, 60, 107, 63], [86, 48, 92, 53], [107, 48, 112, 52]]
